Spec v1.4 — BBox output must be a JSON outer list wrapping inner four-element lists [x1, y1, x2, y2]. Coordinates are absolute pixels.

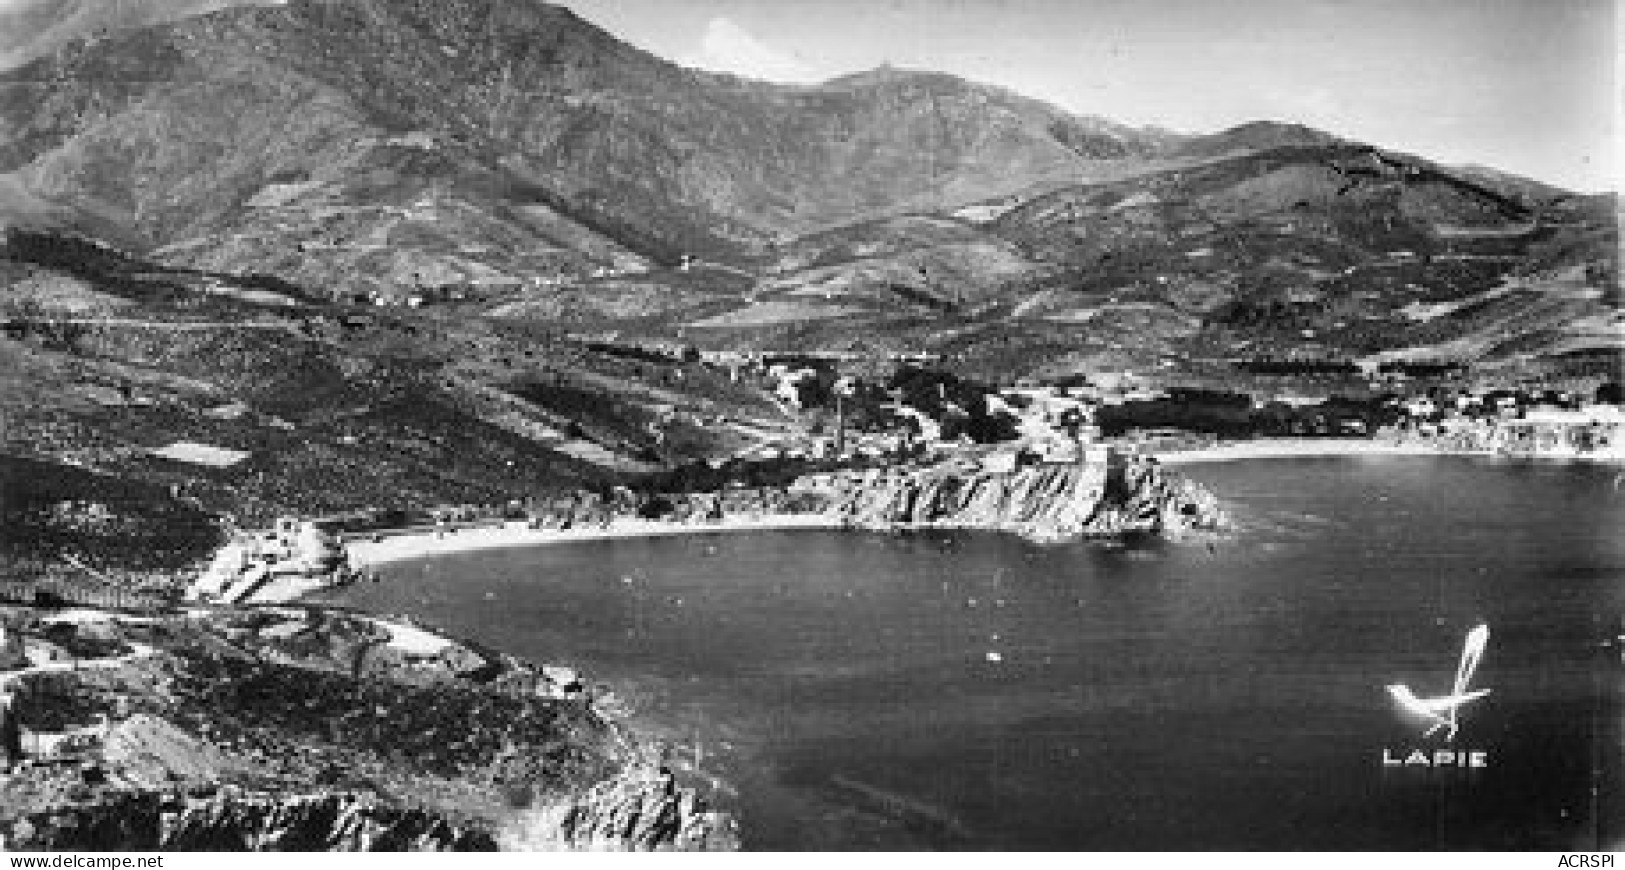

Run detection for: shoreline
[[1153, 436, 1625, 465], [307, 444, 1445, 583], [1150, 437, 1457, 465], [257, 439, 1619, 599], [341, 513, 847, 570]]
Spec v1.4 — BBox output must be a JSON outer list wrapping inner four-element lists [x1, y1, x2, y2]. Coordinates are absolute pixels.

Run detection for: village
[[134, 347, 1620, 611]]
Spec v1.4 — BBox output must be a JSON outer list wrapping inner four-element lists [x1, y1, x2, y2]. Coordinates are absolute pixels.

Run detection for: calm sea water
[[336, 457, 1625, 849]]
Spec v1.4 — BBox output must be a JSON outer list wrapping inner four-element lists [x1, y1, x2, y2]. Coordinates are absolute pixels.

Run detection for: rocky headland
[[326, 453, 1231, 577], [4, 449, 1224, 853], [0, 605, 737, 851], [810, 455, 1226, 541]]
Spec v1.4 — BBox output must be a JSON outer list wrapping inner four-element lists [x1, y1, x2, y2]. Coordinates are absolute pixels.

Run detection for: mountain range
[[0, 0, 1618, 525]]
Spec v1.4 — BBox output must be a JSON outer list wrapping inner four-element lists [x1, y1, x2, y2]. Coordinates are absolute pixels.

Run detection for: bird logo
[[1386, 624, 1490, 741]]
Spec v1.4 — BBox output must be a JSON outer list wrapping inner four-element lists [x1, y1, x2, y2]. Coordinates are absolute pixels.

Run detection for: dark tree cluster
[[641, 454, 890, 495], [1097, 391, 1399, 438], [1378, 360, 1467, 377], [0, 456, 222, 574], [1235, 358, 1360, 375], [884, 366, 1020, 444]]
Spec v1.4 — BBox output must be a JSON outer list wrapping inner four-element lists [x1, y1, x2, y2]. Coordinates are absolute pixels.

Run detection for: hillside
[[616, 141, 1615, 382], [0, 0, 1616, 575], [0, 0, 1177, 298], [0, 226, 790, 568], [0, 602, 735, 850], [4, 0, 1608, 382], [2, 2, 1616, 855], [0, 0, 279, 71], [1164, 120, 1345, 160]]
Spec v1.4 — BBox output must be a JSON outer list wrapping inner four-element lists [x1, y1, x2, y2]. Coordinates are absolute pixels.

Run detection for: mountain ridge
[[0, 0, 1615, 567], [0, 0, 1614, 381], [0, 0, 273, 70], [0, 0, 1218, 279]]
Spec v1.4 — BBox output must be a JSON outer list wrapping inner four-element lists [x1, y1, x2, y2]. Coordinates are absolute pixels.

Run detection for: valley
[[0, 0, 1617, 853]]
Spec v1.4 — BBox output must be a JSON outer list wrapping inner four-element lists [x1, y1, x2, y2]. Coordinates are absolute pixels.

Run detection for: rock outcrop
[[814, 456, 1224, 542], [503, 767, 738, 852], [0, 608, 738, 852], [6, 790, 497, 851], [4, 768, 737, 852]]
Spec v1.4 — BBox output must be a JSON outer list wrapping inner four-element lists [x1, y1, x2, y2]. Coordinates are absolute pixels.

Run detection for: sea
[[334, 456, 1625, 849]]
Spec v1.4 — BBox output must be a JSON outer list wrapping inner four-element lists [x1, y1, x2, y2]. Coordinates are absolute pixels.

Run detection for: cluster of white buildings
[[1484, 405, 1625, 460], [187, 517, 349, 604], [1393, 401, 1625, 461]]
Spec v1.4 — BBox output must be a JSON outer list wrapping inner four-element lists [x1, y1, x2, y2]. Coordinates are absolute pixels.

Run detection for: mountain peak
[[1169, 120, 1345, 158], [816, 64, 963, 92]]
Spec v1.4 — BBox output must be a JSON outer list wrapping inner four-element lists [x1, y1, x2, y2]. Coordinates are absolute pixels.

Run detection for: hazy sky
[[559, 0, 1617, 192]]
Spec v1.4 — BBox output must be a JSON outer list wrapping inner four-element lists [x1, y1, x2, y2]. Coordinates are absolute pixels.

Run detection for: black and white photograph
[[0, 0, 1618, 855]]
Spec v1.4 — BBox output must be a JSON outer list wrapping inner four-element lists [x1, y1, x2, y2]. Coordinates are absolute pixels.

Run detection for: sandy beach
[[1151, 437, 1458, 465], [343, 513, 846, 569], [249, 439, 1475, 603], [334, 443, 1434, 573]]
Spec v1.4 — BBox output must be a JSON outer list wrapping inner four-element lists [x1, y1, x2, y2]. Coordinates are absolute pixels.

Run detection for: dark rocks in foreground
[[0, 607, 735, 851], [10, 790, 498, 852], [8, 772, 737, 852]]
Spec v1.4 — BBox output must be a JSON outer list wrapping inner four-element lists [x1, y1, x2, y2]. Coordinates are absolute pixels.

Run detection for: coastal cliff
[[6, 769, 735, 852], [7, 790, 498, 851], [812, 456, 1225, 542], [0, 607, 736, 852], [505, 768, 738, 850]]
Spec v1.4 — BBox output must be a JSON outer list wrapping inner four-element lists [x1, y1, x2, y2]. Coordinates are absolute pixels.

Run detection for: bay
[[336, 456, 1625, 849]]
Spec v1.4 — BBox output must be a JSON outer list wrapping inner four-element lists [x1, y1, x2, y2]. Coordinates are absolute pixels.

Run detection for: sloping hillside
[[0, 0, 1175, 299], [0, 0, 278, 70], [657, 142, 1616, 380], [0, 228, 782, 539], [6, 0, 1607, 385]]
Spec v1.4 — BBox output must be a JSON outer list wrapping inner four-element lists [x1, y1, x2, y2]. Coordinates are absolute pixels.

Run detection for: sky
[[559, 0, 1618, 192]]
